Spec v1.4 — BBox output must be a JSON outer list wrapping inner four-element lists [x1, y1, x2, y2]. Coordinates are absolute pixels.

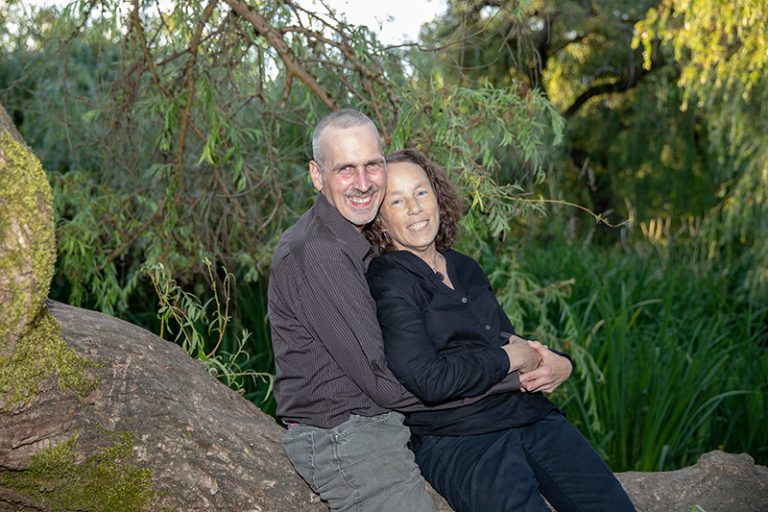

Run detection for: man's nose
[[353, 167, 371, 191]]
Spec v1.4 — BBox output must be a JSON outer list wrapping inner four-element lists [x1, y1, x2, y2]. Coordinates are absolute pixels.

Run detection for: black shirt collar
[[379, 249, 452, 286]]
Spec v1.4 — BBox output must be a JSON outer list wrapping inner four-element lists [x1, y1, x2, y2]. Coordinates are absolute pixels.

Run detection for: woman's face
[[378, 161, 440, 254]]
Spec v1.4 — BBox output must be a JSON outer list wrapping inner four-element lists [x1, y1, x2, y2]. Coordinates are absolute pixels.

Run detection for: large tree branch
[[564, 62, 654, 118], [222, 0, 337, 110]]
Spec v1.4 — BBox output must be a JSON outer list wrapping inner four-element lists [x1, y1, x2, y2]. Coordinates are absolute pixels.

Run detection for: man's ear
[[309, 160, 323, 192]]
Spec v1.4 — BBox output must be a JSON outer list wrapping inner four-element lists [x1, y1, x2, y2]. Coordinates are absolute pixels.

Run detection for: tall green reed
[[513, 240, 767, 471]]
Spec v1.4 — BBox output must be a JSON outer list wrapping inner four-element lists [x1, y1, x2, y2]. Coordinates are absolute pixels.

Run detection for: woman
[[365, 149, 635, 512]]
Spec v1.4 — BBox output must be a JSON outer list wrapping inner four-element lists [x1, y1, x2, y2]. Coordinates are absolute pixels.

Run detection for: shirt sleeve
[[300, 249, 418, 409], [371, 277, 512, 404], [499, 329, 574, 369], [301, 248, 519, 411]]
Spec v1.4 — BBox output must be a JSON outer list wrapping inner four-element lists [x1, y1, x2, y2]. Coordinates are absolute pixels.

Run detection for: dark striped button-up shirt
[[268, 194, 518, 428]]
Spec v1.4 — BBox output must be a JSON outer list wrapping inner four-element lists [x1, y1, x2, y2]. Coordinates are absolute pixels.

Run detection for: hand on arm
[[502, 335, 542, 374], [518, 341, 573, 393], [372, 278, 511, 405]]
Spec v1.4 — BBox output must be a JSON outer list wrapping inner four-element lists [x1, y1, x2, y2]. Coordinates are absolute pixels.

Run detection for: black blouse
[[366, 249, 556, 437]]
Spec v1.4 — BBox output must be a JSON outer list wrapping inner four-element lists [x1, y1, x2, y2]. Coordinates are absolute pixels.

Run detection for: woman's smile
[[378, 161, 441, 259]]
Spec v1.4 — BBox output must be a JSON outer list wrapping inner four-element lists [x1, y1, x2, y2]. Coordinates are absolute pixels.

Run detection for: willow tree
[[416, 0, 724, 234], [1, 0, 563, 403], [635, 0, 768, 297]]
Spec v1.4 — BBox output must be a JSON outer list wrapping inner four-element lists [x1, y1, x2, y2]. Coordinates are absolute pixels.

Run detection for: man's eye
[[366, 162, 383, 172], [416, 190, 428, 197]]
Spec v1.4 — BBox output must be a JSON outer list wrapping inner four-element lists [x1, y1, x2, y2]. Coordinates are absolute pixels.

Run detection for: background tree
[[635, 0, 768, 297], [1, 0, 765, 471], [417, 0, 722, 233]]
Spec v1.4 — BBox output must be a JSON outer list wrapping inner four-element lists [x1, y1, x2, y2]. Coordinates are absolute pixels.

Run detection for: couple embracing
[[267, 109, 635, 512]]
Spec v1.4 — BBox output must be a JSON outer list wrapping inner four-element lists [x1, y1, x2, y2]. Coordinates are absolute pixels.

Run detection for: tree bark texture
[[618, 450, 768, 512], [1, 301, 326, 512], [0, 102, 55, 364]]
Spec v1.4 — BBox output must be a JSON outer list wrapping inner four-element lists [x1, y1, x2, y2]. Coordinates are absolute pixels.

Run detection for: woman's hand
[[502, 336, 542, 374], [518, 341, 573, 393]]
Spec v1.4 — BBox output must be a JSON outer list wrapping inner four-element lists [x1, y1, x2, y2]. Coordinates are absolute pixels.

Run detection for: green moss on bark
[[0, 132, 56, 362], [0, 431, 173, 512], [0, 133, 97, 409], [0, 309, 97, 408]]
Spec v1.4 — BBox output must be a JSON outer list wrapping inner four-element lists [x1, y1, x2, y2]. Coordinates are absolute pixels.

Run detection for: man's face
[[309, 124, 387, 227]]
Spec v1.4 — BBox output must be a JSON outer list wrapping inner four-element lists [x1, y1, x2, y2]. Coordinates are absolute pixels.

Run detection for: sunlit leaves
[[635, 0, 768, 297]]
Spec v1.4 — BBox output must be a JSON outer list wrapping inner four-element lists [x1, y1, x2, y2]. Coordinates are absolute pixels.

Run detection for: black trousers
[[414, 412, 636, 512]]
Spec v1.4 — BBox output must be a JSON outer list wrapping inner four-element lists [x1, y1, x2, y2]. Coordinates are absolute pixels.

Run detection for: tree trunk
[[0, 300, 327, 511], [0, 101, 56, 363]]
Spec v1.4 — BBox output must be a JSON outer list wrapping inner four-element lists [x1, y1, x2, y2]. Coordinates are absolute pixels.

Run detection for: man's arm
[[370, 275, 541, 405], [301, 250, 520, 411], [519, 341, 573, 393]]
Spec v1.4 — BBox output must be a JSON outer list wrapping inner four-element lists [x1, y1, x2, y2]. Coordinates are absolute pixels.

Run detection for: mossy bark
[[0, 104, 94, 408], [0, 131, 55, 364], [0, 103, 166, 512], [0, 431, 169, 512]]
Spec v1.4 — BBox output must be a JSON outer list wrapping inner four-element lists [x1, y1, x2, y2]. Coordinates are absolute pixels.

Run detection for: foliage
[[518, 237, 768, 471], [1, 0, 560, 312], [417, 0, 706, 228], [142, 258, 273, 402], [1, 1, 561, 407], [634, 0, 768, 298]]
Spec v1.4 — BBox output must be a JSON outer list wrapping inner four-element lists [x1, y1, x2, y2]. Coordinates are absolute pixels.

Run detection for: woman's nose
[[406, 199, 422, 215]]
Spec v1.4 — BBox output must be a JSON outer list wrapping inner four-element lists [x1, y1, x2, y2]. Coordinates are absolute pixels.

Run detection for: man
[[267, 109, 524, 511]]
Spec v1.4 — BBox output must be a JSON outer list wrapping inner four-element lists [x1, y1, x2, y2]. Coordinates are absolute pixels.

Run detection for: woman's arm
[[371, 279, 510, 404]]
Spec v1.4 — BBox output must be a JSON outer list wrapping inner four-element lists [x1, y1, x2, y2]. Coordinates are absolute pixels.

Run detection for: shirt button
[[461, 297, 468, 303], [485, 325, 491, 330]]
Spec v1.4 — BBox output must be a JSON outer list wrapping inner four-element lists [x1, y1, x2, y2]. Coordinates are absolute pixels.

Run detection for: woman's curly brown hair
[[365, 149, 463, 253]]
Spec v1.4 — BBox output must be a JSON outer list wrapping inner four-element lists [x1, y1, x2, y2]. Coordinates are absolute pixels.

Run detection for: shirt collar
[[314, 193, 373, 262], [379, 249, 451, 286]]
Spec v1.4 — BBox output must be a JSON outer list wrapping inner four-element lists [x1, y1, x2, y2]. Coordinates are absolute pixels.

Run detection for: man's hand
[[518, 341, 572, 393], [502, 336, 542, 374]]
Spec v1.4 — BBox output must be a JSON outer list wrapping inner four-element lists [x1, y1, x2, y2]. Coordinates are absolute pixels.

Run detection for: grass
[[510, 238, 767, 471]]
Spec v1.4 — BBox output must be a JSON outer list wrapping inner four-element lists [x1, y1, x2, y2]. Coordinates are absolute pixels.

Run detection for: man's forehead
[[322, 123, 378, 142], [320, 125, 382, 158]]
